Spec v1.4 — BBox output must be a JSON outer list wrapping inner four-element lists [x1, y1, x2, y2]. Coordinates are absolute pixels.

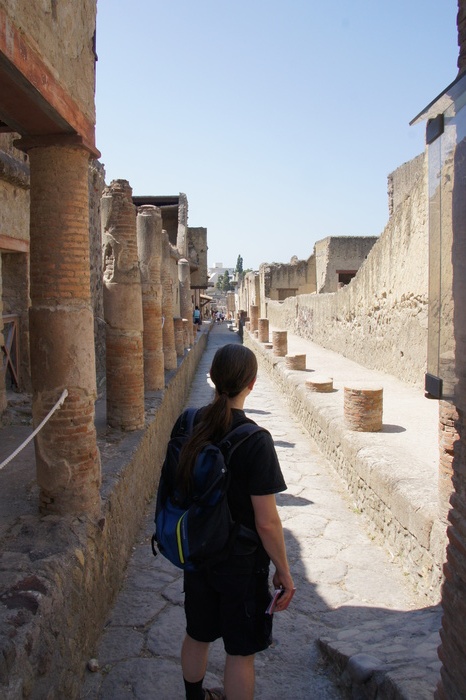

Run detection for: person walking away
[[165, 344, 294, 700], [193, 305, 201, 330]]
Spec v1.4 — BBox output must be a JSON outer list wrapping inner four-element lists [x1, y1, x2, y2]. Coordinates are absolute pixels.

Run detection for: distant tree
[[235, 255, 243, 275], [216, 270, 234, 292]]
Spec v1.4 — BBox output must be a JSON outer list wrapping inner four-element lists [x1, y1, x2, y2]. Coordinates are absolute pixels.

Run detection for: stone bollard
[[264, 343, 273, 350], [285, 354, 306, 371], [250, 305, 259, 332], [245, 321, 251, 331], [174, 317, 185, 357], [258, 318, 269, 343], [344, 384, 383, 431], [306, 377, 334, 393], [272, 330, 288, 357], [254, 330, 259, 339]]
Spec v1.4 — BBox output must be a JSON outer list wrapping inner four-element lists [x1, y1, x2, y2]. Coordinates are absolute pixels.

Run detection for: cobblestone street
[[80, 322, 439, 700]]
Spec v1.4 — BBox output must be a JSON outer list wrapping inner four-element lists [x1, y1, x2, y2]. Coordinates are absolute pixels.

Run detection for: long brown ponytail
[[177, 344, 258, 495]]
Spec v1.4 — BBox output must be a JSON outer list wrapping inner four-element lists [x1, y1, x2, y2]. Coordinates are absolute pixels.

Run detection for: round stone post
[[272, 330, 288, 357], [102, 180, 145, 431], [137, 205, 164, 391], [285, 354, 306, 370], [344, 385, 383, 431], [27, 141, 100, 516], [250, 305, 259, 332], [178, 258, 193, 346], [258, 318, 269, 343], [161, 232, 177, 370]]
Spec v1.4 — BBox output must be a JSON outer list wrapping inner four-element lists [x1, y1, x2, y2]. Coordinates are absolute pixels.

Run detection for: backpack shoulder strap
[[178, 407, 198, 436], [220, 422, 268, 465]]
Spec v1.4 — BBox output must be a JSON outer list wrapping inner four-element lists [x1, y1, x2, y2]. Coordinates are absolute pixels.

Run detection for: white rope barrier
[[0, 389, 69, 471]]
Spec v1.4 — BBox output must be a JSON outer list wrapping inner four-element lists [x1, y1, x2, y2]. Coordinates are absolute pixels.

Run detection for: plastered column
[[178, 257, 193, 347], [161, 231, 177, 370], [27, 142, 100, 516], [102, 180, 144, 430], [137, 205, 164, 391]]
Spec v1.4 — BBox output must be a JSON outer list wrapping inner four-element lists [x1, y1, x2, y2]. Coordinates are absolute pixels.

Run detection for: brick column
[[258, 318, 269, 343], [27, 141, 100, 516], [102, 180, 144, 430], [161, 231, 177, 370], [178, 257, 193, 347], [250, 305, 259, 332], [137, 205, 164, 391]]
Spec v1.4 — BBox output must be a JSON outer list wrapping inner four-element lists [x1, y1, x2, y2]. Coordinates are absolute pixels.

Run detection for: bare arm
[[251, 494, 295, 611]]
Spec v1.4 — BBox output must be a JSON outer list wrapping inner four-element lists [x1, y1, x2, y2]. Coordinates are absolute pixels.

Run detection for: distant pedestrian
[[193, 305, 201, 328], [168, 344, 294, 700]]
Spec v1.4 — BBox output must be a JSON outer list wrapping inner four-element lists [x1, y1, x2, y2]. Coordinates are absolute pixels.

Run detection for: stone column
[[174, 317, 185, 357], [27, 140, 100, 516], [161, 231, 177, 370], [178, 257, 193, 347], [250, 305, 259, 332], [102, 180, 144, 431], [258, 318, 269, 343], [137, 205, 164, 391]]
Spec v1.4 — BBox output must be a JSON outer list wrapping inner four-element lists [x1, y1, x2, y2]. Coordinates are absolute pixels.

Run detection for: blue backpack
[[151, 408, 263, 571]]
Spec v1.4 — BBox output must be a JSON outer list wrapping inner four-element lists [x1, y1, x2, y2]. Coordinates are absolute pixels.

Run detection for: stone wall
[[188, 227, 208, 288], [0, 134, 30, 244], [388, 153, 424, 217], [267, 154, 428, 387], [0, 134, 31, 394], [259, 256, 316, 303], [0, 331, 208, 699], [314, 236, 379, 293]]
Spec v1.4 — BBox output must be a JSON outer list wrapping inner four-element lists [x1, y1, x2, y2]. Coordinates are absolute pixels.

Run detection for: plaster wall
[[267, 154, 428, 387], [1, 0, 97, 122]]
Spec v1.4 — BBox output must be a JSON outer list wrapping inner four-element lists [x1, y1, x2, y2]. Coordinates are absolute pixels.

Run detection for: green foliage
[[235, 255, 243, 274], [216, 270, 234, 292]]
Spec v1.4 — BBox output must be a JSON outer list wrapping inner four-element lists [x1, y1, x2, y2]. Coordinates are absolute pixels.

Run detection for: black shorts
[[184, 553, 273, 656]]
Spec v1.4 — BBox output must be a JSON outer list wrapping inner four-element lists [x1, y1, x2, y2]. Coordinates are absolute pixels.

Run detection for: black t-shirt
[[171, 407, 287, 533]]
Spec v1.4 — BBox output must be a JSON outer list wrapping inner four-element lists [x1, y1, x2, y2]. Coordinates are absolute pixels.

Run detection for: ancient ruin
[[1, 1, 466, 698]]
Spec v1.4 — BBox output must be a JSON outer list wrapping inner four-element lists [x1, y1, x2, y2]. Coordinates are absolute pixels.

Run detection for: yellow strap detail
[[176, 513, 186, 564]]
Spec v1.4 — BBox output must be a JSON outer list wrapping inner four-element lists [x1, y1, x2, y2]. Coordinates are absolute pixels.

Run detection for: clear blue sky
[[95, 1, 458, 270]]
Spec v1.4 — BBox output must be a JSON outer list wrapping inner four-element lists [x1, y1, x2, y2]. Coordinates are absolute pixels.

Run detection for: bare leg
[[224, 653, 255, 700], [181, 634, 210, 682]]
